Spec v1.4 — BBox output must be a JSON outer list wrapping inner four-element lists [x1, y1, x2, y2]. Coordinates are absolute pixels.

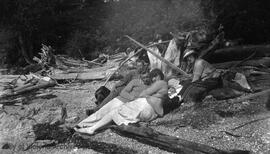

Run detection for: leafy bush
[[100, 0, 206, 49], [64, 0, 209, 58], [201, 0, 270, 44], [2, 0, 270, 65]]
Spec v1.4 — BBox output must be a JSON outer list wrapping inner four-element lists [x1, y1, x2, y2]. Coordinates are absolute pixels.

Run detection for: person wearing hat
[[184, 49, 220, 82], [178, 48, 221, 105]]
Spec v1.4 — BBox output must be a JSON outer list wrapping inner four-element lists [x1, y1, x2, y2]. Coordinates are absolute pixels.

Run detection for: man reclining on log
[[178, 49, 222, 106], [88, 59, 150, 115], [177, 47, 253, 105], [75, 69, 168, 135]]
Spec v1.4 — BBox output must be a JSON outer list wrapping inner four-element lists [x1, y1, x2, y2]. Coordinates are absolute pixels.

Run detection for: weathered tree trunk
[[0, 81, 56, 99], [248, 74, 270, 91], [228, 88, 270, 104], [206, 45, 270, 63], [213, 57, 270, 69], [51, 66, 117, 81], [111, 125, 249, 154]]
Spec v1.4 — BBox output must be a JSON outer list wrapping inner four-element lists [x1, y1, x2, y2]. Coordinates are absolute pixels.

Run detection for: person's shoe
[[85, 109, 95, 116]]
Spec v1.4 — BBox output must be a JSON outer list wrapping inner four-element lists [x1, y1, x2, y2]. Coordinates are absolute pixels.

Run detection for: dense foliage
[[0, 0, 76, 65], [0, 0, 270, 66], [201, 0, 270, 44]]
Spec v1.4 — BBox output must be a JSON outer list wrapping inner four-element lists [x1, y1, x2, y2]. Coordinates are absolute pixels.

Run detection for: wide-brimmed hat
[[183, 49, 197, 59]]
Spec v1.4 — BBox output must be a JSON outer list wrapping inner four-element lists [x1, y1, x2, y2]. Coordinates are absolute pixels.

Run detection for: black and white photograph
[[0, 0, 270, 153]]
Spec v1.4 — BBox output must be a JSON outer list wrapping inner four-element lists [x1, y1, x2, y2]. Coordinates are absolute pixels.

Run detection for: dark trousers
[[179, 77, 222, 103]]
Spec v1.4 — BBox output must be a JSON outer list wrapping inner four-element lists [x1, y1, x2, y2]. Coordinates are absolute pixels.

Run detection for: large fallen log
[[110, 125, 249, 154], [213, 57, 270, 69], [0, 80, 56, 99], [56, 56, 90, 67], [248, 73, 270, 91], [0, 75, 34, 83], [206, 45, 270, 63], [52, 72, 106, 81], [51, 66, 117, 81], [228, 88, 270, 104], [0, 92, 54, 105]]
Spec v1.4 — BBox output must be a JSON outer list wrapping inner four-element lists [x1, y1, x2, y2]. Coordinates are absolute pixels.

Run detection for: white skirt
[[112, 98, 158, 125]]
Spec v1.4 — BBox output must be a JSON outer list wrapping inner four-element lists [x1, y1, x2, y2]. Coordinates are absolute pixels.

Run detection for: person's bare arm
[[119, 79, 137, 100], [139, 81, 166, 97], [192, 60, 204, 82]]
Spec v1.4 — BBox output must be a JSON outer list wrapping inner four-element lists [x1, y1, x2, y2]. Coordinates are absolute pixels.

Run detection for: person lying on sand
[[75, 69, 168, 135], [88, 59, 149, 115]]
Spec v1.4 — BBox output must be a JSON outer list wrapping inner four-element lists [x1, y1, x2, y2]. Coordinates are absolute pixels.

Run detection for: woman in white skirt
[[75, 69, 168, 135]]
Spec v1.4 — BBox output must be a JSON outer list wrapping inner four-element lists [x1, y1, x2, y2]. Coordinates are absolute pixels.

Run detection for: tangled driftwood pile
[[0, 44, 129, 104]]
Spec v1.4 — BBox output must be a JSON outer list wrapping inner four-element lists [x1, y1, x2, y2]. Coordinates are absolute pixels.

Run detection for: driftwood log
[[213, 57, 270, 69], [51, 65, 117, 81], [110, 125, 249, 154], [0, 75, 34, 83], [227, 88, 270, 104], [206, 45, 270, 63], [0, 81, 56, 99], [248, 73, 270, 90], [0, 92, 54, 105], [52, 71, 109, 81]]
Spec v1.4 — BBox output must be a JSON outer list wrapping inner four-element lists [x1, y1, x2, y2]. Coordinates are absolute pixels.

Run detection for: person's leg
[[184, 78, 221, 105], [180, 82, 193, 102], [163, 97, 182, 115], [78, 98, 124, 127], [196, 77, 222, 100], [178, 80, 192, 97], [179, 83, 201, 109], [76, 109, 117, 135]]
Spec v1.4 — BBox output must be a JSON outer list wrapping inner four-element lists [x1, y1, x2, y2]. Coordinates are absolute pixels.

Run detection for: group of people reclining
[[74, 46, 225, 135]]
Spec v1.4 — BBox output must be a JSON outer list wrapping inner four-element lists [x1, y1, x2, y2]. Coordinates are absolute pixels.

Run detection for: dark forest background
[[0, 0, 270, 66]]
